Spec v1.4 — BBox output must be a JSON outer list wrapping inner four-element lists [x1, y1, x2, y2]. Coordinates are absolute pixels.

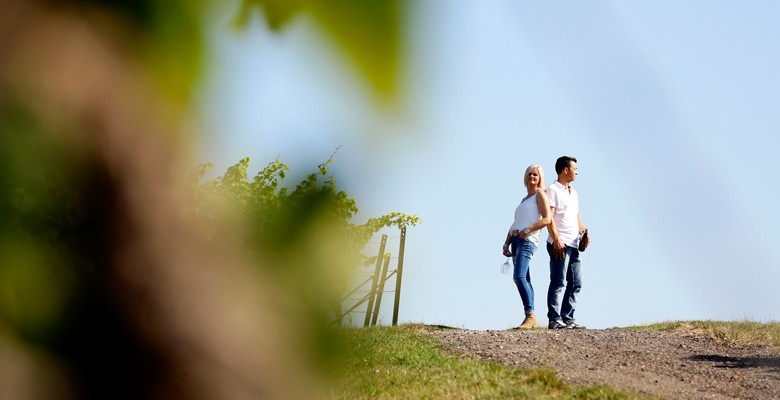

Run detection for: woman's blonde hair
[[524, 164, 545, 191]]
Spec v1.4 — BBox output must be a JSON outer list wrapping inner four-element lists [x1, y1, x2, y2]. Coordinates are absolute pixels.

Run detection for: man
[[546, 156, 587, 330]]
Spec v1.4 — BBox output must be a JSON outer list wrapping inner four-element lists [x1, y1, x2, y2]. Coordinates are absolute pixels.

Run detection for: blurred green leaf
[[237, 0, 405, 99], [0, 238, 75, 342], [235, 0, 305, 30], [309, 0, 403, 97], [143, 1, 204, 106]]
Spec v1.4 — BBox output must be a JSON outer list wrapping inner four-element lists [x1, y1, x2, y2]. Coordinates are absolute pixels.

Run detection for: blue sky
[[198, 1, 780, 329]]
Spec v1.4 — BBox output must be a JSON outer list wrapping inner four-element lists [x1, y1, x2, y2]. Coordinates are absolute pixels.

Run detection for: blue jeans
[[546, 242, 582, 323], [511, 237, 537, 315]]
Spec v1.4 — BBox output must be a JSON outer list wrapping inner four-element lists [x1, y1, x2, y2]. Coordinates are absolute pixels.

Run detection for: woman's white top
[[509, 193, 542, 245]]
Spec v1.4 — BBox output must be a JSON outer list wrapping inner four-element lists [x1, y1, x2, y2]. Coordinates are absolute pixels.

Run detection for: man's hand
[[503, 244, 512, 257], [553, 239, 566, 260]]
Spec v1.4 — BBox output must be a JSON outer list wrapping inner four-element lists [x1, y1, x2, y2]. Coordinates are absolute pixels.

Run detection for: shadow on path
[[689, 354, 780, 373]]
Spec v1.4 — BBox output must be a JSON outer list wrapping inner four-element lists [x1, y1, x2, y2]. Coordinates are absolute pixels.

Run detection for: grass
[[628, 320, 780, 349], [328, 324, 648, 400]]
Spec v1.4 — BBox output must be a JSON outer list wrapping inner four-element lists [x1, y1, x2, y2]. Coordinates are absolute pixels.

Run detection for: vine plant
[[190, 155, 419, 259], [188, 152, 421, 322]]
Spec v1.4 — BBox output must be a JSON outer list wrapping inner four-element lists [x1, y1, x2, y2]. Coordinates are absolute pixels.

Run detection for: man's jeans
[[546, 242, 582, 324], [511, 237, 537, 315]]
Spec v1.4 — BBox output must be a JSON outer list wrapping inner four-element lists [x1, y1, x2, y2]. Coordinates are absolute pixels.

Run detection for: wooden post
[[392, 226, 406, 326], [371, 253, 392, 326], [364, 235, 387, 327]]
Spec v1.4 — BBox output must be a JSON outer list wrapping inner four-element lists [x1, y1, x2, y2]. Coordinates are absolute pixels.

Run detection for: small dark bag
[[578, 229, 590, 252]]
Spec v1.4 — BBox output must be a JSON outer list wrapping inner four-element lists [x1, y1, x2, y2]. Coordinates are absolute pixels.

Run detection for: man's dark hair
[[555, 156, 577, 175]]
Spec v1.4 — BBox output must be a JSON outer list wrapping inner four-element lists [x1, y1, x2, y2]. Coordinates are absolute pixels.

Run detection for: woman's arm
[[531, 191, 552, 231], [502, 231, 512, 256]]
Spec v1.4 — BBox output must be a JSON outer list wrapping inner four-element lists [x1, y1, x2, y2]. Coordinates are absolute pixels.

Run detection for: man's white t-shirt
[[546, 181, 580, 248]]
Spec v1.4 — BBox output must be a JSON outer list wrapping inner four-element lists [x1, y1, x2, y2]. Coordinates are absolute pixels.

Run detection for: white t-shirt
[[546, 181, 580, 248], [509, 193, 542, 245]]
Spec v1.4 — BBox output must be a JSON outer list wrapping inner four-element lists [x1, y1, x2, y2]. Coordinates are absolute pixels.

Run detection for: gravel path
[[428, 328, 780, 399]]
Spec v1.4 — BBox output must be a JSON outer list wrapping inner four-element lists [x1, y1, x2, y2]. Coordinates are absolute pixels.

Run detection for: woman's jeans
[[546, 243, 582, 324], [511, 237, 537, 315]]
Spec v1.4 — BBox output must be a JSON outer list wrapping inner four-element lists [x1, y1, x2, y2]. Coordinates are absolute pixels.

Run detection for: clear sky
[[198, 1, 780, 329]]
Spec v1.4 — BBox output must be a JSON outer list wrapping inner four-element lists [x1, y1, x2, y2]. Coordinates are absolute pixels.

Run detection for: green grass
[[628, 320, 780, 349], [328, 324, 647, 400]]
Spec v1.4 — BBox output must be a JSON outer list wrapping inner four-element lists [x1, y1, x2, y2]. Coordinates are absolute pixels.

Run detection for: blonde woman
[[502, 165, 552, 329]]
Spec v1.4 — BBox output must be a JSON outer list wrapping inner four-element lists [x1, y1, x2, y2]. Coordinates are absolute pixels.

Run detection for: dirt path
[[428, 328, 779, 399]]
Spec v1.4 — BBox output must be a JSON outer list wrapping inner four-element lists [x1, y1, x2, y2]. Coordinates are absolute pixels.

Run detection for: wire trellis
[[339, 227, 408, 327]]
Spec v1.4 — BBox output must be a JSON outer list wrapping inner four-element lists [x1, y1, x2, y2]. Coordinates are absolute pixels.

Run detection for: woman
[[502, 164, 551, 329]]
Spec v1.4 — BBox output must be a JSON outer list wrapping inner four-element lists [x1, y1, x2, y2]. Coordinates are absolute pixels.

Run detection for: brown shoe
[[519, 313, 537, 329]]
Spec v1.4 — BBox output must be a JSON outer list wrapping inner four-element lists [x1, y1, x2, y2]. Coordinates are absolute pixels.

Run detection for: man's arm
[[578, 212, 586, 234]]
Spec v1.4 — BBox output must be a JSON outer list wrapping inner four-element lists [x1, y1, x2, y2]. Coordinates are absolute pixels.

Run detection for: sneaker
[[548, 320, 572, 330], [519, 313, 537, 329], [565, 322, 587, 330]]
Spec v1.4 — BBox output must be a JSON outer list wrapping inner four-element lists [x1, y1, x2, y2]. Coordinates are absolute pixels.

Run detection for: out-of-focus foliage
[[0, 100, 83, 345], [1, 0, 414, 397], [236, 0, 406, 99], [0, 93, 169, 399], [0, 0, 203, 358]]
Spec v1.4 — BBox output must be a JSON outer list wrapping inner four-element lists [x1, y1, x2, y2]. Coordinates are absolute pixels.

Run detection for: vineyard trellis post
[[363, 235, 387, 327], [339, 225, 409, 326], [370, 253, 391, 326], [392, 225, 406, 326]]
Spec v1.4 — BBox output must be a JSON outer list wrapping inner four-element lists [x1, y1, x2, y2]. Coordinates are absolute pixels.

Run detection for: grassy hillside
[[329, 321, 780, 399], [629, 320, 780, 349], [328, 324, 647, 399]]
